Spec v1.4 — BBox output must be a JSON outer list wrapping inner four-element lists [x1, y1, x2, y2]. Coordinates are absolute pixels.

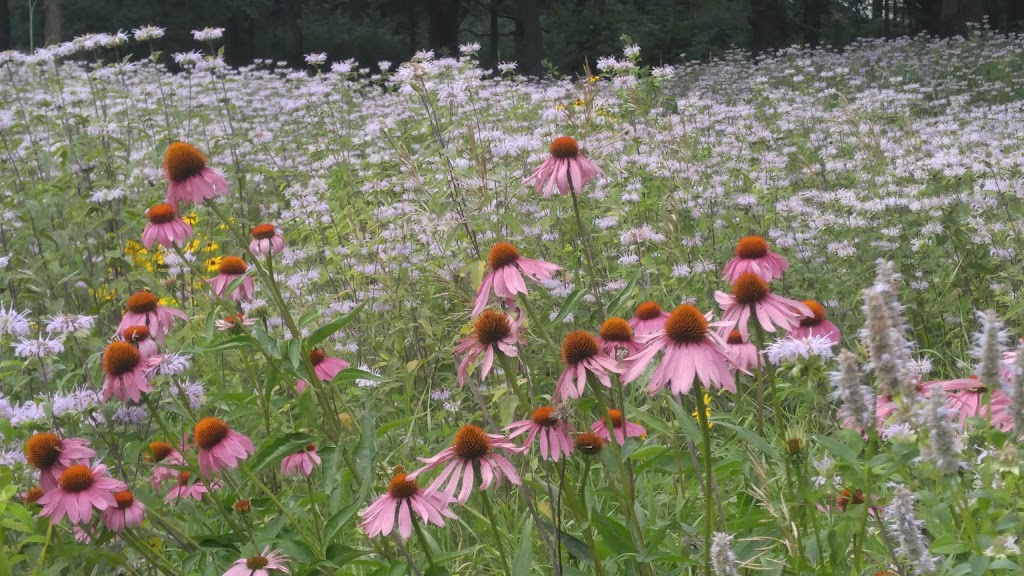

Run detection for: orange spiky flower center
[[147, 203, 177, 224], [387, 473, 420, 499], [532, 406, 559, 427], [24, 433, 62, 469], [218, 256, 247, 275], [103, 341, 142, 376], [453, 424, 491, 460], [561, 331, 599, 365], [149, 441, 174, 463], [194, 417, 230, 450], [665, 304, 709, 344], [473, 310, 512, 345], [549, 136, 579, 159], [24, 487, 43, 505], [234, 499, 251, 513], [607, 409, 624, 428], [726, 329, 744, 345], [251, 224, 276, 240], [127, 290, 159, 314], [177, 471, 191, 485], [735, 236, 770, 259], [114, 490, 135, 509], [599, 317, 632, 342], [575, 433, 605, 455], [635, 301, 663, 321], [59, 464, 95, 493], [123, 325, 151, 343], [732, 272, 770, 305], [487, 242, 520, 269], [164, 141, 207, 183], [309, 348, 327, 366], [800, 300, 826, 327], [246, 556, 269, 570]]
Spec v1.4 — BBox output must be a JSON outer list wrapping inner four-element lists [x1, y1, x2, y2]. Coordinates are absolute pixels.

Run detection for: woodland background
[[1, 0, 1024, 75]]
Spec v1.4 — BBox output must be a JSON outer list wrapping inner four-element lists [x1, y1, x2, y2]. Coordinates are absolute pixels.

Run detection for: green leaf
[[224, 273, 250, 299], [591, 508, 636, 556], [713, 421, 775, 456], [512, 513, 533, 576], [667, 397, 702, 445], [192, 335, 255, 354], [324, 500, 363, 546], [288, 338, 302, 370], [307, 302, 367, 348], [333, 367, 388, 384], [548, 288, 585, 327], [248, 433, 315, 473], [604, 271, 639, 317], [355, 412, 377, 483], [812, 433, 862, 469], [297, 310, 320, 328]]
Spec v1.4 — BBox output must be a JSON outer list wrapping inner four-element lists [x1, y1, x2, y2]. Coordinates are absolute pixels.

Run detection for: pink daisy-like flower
[[555, 331, 623, 401], [714, 272, 813, 342], [163, 141, 230, 207], [628, 302, 670, 336], [505, 406, 575, 462], [621, 304, 739, 395], [522, 136, 603, 198], [216, 313, 257, 332], [591, 409, 647, 445], [23, 433, 95, 493], [409, 424, 524, 504], [208, 257, 256, 302], [116, 290, 188, 344], [724, 329, 762, 373], [472, 242, 560, 317], [249, 224, 286, 258], [141, 203, 194, 249], [597, 317, 642, 358], [359, 472, 457, 539], [100, 490, 145, 533], [280, 444, 321, 478], [37, 463, 126, 525], [924, 377, 1013, 431], [164, 471, 214, 503], [101, 341, 162, 403], [147, 441, 186, 489], [722, 236, 789, 283], [122, 325, 159, 358], [296, 348, 351, 393], [787, 300, 841, 344], [455, 309, 524, 387], [224, 546, 290, 576], [193, 417, 254, 476]]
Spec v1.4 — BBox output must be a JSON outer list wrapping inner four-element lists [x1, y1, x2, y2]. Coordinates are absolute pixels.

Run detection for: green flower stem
[[498, 353, 529, 408], [29, 523, 51, 576], [693, 381, 715, 576], [145, 507, 203, 553], [751, 316, 782, 433], [568, 189, 604, 311], [478, 481, 511, 576], [240, 464, 325, 559], [122, 529, 186, 576], [411, 514, 437, 568]]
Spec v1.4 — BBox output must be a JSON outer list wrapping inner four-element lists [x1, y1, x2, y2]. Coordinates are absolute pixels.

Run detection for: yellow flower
[[201, 240, 219, 253], [693, 394, 713, 428], [555, 103, 566, 112], [90, 286, 116, 301], [182, 212, 199, 226], [589, 75, 599, 83], [205, 257, 222, 272], [158, 296, 179, 307], [573, 98, 585, 108]]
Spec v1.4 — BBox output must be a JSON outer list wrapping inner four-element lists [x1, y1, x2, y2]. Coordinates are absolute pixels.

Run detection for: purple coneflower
[[715, 272, 812, 342], [224, 546, 290, 576], [721, 236, 789, 283], [163, 141, 229, 207], [523, 136, 603, 197], [472, 242, 560, 317], [142, 203, 193, 249], [296, 348, 350, 393], [409, 424, 523, 504], [628, 301, 670, 336], [208, 257, 256, 302], [555, 331, 622, 401], [23, 432, 95, 492], [100, 490, 145, 533], [280, 444, 321, 478], [249, 224, 286, 257], [505, 406, 574, 461], [193, 417, 254, 476], [455, 309, 523, 387], [38, 463, 127, 525], [591, 409, 646, 445], [359, 472, 456, 539], [116, 290, 188, 343], [101, 341, 162, 403]]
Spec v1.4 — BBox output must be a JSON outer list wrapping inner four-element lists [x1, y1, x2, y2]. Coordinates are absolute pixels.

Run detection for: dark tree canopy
[[1, 0, 1022, 71]]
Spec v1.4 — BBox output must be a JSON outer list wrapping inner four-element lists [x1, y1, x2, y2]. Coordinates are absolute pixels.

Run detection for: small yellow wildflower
[[693, 393, 713, 428]]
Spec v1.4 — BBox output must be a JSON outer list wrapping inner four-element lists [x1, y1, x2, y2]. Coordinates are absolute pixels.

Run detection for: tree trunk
[[750, 0, 782, 54], [489, 0, 499, 69], [515, 0, 543, 76], [407, 0, 418, 54], [43, 0, 62, 46], [0, 0, 10, 51], [804, 0, 826, 46], [872, 0, 884, 20], [280, 0, 304, 66], [427, 0, 459, 55]]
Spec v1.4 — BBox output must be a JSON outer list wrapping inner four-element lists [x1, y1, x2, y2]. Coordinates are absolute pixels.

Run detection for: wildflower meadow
[[3, 23, 1024, 576]]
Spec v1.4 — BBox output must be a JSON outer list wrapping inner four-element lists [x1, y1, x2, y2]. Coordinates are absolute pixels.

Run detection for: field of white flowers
[[2, 22, 1024, 576]]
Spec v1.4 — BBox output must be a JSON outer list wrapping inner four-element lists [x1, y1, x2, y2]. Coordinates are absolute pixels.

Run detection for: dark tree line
[[1, 0, 1022, 73]]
